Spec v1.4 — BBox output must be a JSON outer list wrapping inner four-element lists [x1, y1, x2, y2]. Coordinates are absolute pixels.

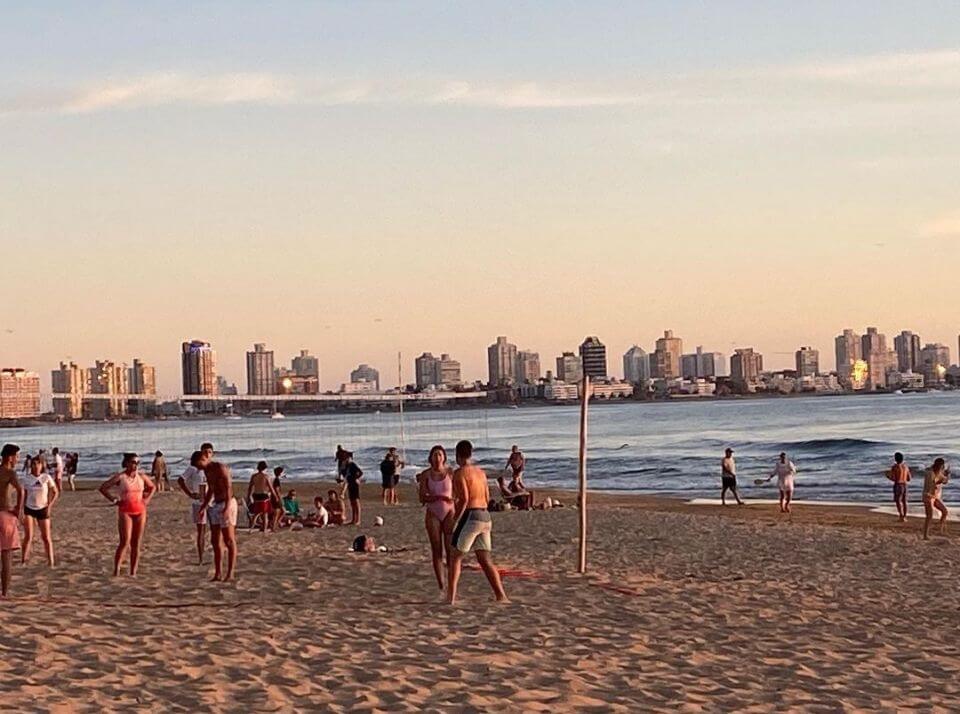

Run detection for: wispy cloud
[[2, 48, 959, 117]]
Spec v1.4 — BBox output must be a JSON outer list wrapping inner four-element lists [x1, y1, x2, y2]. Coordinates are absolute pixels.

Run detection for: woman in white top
[[20, 456, 60, 566], [763, 452, 797, 513]]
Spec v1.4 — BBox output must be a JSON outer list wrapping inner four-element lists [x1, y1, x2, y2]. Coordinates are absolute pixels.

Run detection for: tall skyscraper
[[52, 361, 87, 419], [182, 340, 218, 396], [128, 358, 157, 416], [861, 327, 888, 389], [0, 369, 40, 419], [291, 349, 320, 379], [415, 352, 441, 389], [556, 352, 583, 384], [350, 364, 380, 390], [246, 343, 276, 395], [579, 336, 607, 379], [487, 336, 518, 386], [653, 331, 683, 379], [515, 350, 541, 384], [438, 354, 461, 387], [894, 331, 922, 373], [623, 346, 650, 384], [697, 348, 727, 378], [834, 329, 862, 381], [731, 348, 764, 386], [920, 343, 951, 385], [795, 347, 819, 377], [88, 360, 129, 419]]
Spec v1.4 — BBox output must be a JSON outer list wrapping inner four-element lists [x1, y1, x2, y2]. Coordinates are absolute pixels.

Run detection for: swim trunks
[[722, 475, 737, 490], [893, 483, 908, 500], [190, 501, 208, 525], [452, 508, 492, 553], [208, 498, 238, 528], [0, 511, 19, 550], [251, 493, 272, 514]]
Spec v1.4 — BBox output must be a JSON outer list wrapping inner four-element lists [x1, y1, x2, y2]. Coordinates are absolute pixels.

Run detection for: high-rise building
[[579, 337, 608, 379], [487, 336, 518, 386], [246, 343, 276, 395], [216, 376, 238, 396], [128, 358, 157, 416], [556, 352, 583, 384], [291, 349, 320, 379], [276, 369, 320, 395], [438, 354, 461, 387], [731, 348, 764, 386], [52, 361, 87, 419], [87, 360, 129, 419], [623, 346, 650, 384], [350, 364, 380, 391], [795, 347, 819, 377], [515, 350, 541, 384], [652, 331, 683, 379], [835, 329, 862, 382], [697, 348, 727, 379], [920, 343, 951, 385], [182, 341, 218, 396], [415, 352, 441, 390], [894, 331, 922, 373], [861, 327, 888, 389], [0, 369, 40, 419]]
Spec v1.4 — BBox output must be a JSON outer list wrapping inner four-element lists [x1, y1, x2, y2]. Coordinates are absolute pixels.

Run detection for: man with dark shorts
[[447, 440, 507, 605], [344, 454, 363, 525], [380, 447, 403, 506], [887, 452, 912, 522], [0, 444, 25, 597], [247, 461, 280, 532], [721, 447, 743, 506]]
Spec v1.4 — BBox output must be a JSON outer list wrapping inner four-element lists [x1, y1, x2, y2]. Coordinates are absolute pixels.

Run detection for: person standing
[[721, 448, 743, 506], [151, 451, 169, 493], [887, 452, 912, 522], [177, 450, 208, 564], [0, 444, 25, 597], [344, 454, 363, 526], [98, 453, 156, 577], [247, 461, 280, 533], [505, 445, 525, 481], [447, 440, 507, 605], [66, 452, 78, 491], [20, 455, 59, 566], [200, 462, 238, 582], [922, 458, 950, 541], [380, 448, 403, 506], [51, 447, 64, 492], [764, 452, 797, 513], [418, 445, 455, 591]]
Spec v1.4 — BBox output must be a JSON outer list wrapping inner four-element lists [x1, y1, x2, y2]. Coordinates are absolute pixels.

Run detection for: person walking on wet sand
[[447, 440, 507, 605], [922, 458, 950, 541], [200, 462, 238, 582], [763, 452, 796, 513], [721, 448, 743, 506], [887, 452, 912, 522]]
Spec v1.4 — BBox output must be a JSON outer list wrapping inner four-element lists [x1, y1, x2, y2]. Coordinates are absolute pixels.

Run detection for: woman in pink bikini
[[418, 445, 455, 591], [99, 453, 156, 576]]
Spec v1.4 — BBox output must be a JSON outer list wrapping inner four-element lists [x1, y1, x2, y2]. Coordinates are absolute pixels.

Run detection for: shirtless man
[[246, 461, 281, 532], [447, 440, 507, 605], [151, 450, 168, 492], [0, 444, 25, 597], [200, 461, 238, 582], [887, 452, 912, 522], [177, 450, 208, 564], [505, 445, 525, 480]]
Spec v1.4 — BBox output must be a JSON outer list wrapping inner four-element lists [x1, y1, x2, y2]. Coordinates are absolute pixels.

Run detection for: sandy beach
[[2, 480, 960, 711]]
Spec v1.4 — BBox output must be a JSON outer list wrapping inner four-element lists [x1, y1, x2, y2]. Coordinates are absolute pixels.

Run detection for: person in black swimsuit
[[344, 455, 363, 526]]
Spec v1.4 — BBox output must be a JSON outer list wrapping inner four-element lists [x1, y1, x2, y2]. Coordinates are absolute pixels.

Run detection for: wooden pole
[[397, 351, 407, 464], [578, 373, 590, 574]]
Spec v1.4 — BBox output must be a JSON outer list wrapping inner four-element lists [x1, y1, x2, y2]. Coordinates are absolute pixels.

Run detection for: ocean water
[[2, 392, 958, 502]]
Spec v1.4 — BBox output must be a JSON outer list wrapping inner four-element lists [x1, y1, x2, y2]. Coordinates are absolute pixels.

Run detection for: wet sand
[[2, 480, 959, 711]]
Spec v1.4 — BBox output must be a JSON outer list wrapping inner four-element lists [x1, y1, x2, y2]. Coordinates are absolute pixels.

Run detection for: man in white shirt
[[177, 450, 208, 564], [766, 452, 797, 513], [721, 447, 743, 506]]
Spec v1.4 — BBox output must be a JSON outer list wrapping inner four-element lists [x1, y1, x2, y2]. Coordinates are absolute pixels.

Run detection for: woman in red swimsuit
[[99, 453, 156, 576]]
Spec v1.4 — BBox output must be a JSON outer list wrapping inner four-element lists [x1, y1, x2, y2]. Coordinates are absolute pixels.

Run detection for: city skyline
[[3, 5, 960, 393]]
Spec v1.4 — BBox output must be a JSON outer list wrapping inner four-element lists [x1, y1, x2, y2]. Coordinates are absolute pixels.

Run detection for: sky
[[2, 2, 959, 394]]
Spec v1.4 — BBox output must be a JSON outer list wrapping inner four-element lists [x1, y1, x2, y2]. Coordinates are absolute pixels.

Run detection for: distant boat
[[271, 412, 286, 420], [225, 414, 243, 421]]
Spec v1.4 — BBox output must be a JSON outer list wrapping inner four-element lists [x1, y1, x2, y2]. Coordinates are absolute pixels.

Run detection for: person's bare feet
[[211, 574, 222, 582]]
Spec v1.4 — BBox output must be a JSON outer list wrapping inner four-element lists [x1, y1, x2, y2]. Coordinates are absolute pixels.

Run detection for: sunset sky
[[2, 2, 959, 394]]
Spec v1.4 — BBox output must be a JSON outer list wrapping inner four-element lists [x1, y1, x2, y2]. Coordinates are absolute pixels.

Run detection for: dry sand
[[2, 480, 960, 711]]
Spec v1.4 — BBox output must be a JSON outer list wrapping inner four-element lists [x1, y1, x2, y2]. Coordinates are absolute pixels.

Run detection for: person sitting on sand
[[721, 448, 744, 506], [887, 452, 912, 522], [281, 489, 302, 526], [325, 490, 346, 526], [496, 473, 534, 511], [922, 458, 950, 541], [303, 496, 329, 528], [762, 452, 796, 513]]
